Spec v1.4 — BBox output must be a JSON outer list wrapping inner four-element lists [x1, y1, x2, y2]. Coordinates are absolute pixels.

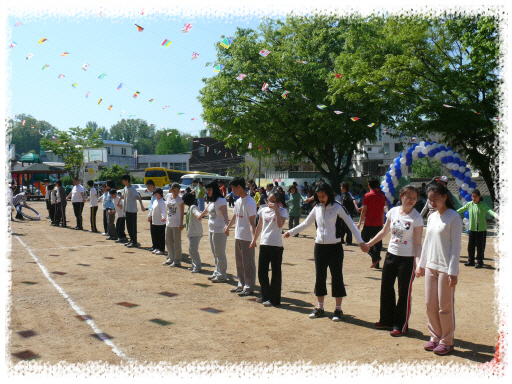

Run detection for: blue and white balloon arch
[[381, 140, 475, 230]]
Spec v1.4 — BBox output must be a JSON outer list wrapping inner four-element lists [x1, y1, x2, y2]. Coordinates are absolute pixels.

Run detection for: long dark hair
[[427, 183, 455, 210], [205, 181, 223, 202], [313, 181, 335, 206]]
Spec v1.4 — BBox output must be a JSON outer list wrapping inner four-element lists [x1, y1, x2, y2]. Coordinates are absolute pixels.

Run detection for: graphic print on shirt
[[167, 201, 177, 217], [391, 219, 412, 244], [264, 210, 276, 223]]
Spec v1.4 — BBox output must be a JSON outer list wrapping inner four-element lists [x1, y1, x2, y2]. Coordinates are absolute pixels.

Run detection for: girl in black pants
[[284, 182, 367, 321], [250, 191, 288, 307], [365, 185, 423, 337]]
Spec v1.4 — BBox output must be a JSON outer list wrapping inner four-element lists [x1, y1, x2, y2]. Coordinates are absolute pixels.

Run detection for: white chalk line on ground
[[14, 235, 135, 362]]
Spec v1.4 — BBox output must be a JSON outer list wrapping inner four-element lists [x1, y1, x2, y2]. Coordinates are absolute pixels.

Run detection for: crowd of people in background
[[7, 173, 499, 356]]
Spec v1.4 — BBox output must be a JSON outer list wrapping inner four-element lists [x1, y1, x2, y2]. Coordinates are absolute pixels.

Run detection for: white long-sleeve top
[[148, 198, 167, 226], [186, 205, 203, 238], [419, 209, 462, 276], [288, 202, 363, 244]]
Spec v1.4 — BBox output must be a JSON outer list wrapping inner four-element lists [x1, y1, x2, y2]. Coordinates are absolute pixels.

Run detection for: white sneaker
[[102, 232, 108, 236], [162, 259, 172, 265], [207, 275, 217, 280], [169, 262, 181, 267], [155, 251, 166, 255], [191, 268, 201, 273], [152, 249, 159, 254], [263, 301, 273, 307]]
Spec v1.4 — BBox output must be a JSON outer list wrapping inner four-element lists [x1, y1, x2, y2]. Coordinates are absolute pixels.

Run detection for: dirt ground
[[7, 201, 499, 367]]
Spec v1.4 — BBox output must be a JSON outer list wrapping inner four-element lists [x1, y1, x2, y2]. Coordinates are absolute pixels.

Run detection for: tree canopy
[[199, 15, 384, 191]]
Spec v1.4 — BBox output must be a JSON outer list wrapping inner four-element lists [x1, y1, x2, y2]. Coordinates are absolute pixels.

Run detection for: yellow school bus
[[143, 167, 215, 187]]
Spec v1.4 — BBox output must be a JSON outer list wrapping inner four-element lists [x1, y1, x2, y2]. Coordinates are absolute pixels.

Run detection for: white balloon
[[459, 166, 466, 173], [391, 176, 398, 183], [467, 187, 474, 194], [400, 157, 407, 164], [463, 218, 469, 225], [412, 152, 419, 160], [447, 150, 454, 156], [461, 183, 469, 190], [455, 179, 463, 187], [383, 186, 389, 193], [465, 171, 472, 177], [421, 147, 429, 154], [385, 193, 393, 200], [434, 153, 442, 161], [431, 143, 439, 149], [465, 222, 470, 230], [389, 169, 396, 176], [452, 163, 460, 171], [390, 164, 396, 170], [439, 150, 447, 158], [419, 141, 426, 147], [453, 153, 460, 158]]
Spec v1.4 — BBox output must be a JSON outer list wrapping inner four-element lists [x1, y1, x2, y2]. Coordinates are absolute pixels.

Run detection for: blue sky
[[7, 13, 262, 136]]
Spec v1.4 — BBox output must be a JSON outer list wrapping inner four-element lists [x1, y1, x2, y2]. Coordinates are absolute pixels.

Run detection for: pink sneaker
[[424, 341, 439, 351], [433, 344, 454, 355]]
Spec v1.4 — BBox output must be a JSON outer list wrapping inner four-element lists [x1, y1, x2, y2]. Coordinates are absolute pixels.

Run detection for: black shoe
[[106, 236, 117, 240], [464, 261, 476, 266], [230, 286, 243, 293], [237, 290, 253, 297], [124, 242, 133, 246], [332, 309, 344, 322], [475, 263, 483, 269], [309, 308, 325, 318], [148, 248, 155, 252], [126, 242, 140, 248]]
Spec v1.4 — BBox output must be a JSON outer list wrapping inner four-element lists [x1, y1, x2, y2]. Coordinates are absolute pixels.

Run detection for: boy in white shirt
[[67, 178, 86, 230], [225, 177, 257, 296], [148, 188, 167, 255], [164, 183, 184, 266], [115, 191, 128, 243], [183, 192, 202, 272], [86, 180, 99, 233]]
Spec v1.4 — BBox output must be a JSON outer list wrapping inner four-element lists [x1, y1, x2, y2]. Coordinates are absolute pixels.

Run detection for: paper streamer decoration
[[162, 39, 172, 47], [334, 111, 343, 114], [133, 92, 140, 98], [22, 120, 25, 126], [98, 73, 107, 79], [443, 104, 455, 108], [334, 74, 343, 79], [367, 123, 375, 127], [82, 63, 89, 71], [213, 64, 225, 73], [317, 105, 327, 109], [350, 117, 361, 121], [220, 37, 234, 49], [120, 110, 125, 116], [42, 64, 49, 70], [26, 53, 34, 60], [182, 23, 193, 33], [58, 74, 65, 79], [108, 105, 113, 111], [14, 22, 23, 26], [259, 50, 270, 57], [177, 113, 184, 115], [191, 52, 199, 60], [86, 91, 90, 98], [98, 98, 102, 105], [72, 83, 77, 88], [60, 52, 69, 57], [9, 42, 16, 49], [297, 60, 308, 64], [236, 74, 247, 81], [38, 38, 47, 44], [135, 24, 144, 32], [282, 91, 289, 99], [248, 142, 252, 149], [163, 106, 169, 109], [262, 83, 268, 92], [149, 99, 154, 103], [117, 83, 124, 90]]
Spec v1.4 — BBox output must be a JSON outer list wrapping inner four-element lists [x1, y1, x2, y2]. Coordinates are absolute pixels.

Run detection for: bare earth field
[[7, 201, 498, 367]]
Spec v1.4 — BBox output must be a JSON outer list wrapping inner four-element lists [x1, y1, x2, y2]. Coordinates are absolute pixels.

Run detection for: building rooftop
[[103, 140, 133, 146]]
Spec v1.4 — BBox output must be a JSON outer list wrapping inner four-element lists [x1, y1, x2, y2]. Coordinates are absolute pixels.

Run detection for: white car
[[132, 184, 152, 199], [162, 184, 187, 198]]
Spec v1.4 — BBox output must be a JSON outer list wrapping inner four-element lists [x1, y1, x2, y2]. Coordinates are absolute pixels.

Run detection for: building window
[[161, 162, 168, 168], [122, 148, 126, 155], [199, 147, 205, 157], [366, 147, 372, 152], [383, 143, 390, 154], [139, 163, 148, 169], [150, 162, 160, 168], [106, 147, 111, 155], [182, 163, 187, 171], [394, 143, 403, 152]]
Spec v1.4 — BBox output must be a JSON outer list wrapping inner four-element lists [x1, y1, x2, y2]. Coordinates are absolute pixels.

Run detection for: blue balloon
[[441, 157, 447, 164], [406, 158, 412, 166], [459, 161, 466, 168], [386, 177, 392, 184], [446, 156, 453, 163], [453, 157, 460, 164], [407, 147, 414, 154], [451, 170, 458, 177], [385, 172, 391, 178], [406, 153, 412, 159], [469, 181, 477, 188], [418, 152, 425, 158], [464, 211, 469, 219], [464, 176, 471, 184], [465, 193, 472, 201], [457, 172, 464, 180], [425, 141, 431, 146], [446, 147, 453, 152], [459, 188, 464, 194], [438, 145, 446, 151], [428, 150, 435, 157], [465, 230, 470, 234], [395, 170, 402, 178]]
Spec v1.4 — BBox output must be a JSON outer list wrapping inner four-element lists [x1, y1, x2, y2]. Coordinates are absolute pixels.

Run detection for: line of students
[[34, 175, 492, 356]]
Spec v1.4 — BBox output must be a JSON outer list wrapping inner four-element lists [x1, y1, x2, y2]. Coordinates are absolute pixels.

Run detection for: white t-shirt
[[208, 197, 227, 233], [258, 206, 289, 247], [165, 194, 183, 227], [386, 207, 423, 256], [71, 184, 85, 202], [234, 195, 257, 241], [89, 187, 98, 207], [114, 196, 126, 218]]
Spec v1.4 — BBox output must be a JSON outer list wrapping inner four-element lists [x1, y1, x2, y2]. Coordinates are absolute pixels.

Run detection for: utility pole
[[258, 155, 262, 188]]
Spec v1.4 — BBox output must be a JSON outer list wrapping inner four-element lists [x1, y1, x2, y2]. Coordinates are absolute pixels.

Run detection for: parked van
[[179, 174, 233, 195]]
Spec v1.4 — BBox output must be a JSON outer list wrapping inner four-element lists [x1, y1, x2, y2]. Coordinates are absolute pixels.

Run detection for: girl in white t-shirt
[[250, 191, 289, 307], [163, 183, 184, 267], [366, 185, 423, 337], [198, 181, 229, 282], [416, 183, 462, 355]]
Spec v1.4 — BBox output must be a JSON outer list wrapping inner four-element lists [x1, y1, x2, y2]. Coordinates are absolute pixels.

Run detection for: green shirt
[[197, 186, 206, 199], [457, 201, 497, 232], [288, 192, 303, 217]]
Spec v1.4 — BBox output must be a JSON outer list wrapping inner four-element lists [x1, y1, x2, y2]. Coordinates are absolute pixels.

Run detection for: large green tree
[[7, 114, 58, 158], [331, 14, 500, 202], [198, 15, 383, 192], [155, 129, 190, 154], [40, 126, 104, 179], [109, 119, 158, 154]]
